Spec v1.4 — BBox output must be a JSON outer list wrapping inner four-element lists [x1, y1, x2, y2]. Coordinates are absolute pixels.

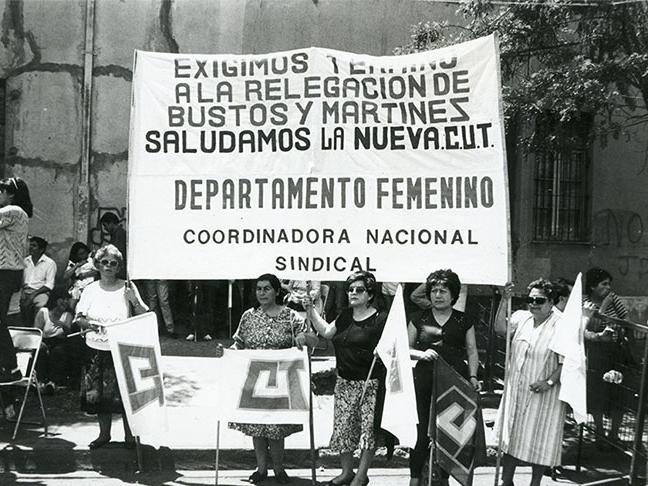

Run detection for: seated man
[[20, 236, 57, 327]]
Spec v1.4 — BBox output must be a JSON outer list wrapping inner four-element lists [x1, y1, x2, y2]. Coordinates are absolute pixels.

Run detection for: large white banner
[[216, 348, 310, 425], [128, 35, 509, 284], [107, 312, 168, 446]]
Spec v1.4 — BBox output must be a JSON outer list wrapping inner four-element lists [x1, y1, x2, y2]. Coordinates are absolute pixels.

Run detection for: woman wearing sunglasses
[[74, 244, 148, 449], [305, 271, 386, 486], [494, 278, 566, 486], [407, 269, 480, 486]]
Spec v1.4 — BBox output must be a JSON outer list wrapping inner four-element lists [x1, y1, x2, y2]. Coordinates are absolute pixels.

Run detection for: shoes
[[0, 368, 23, 384], [203, 334, 213, 341], [275, 470, 291, 484], [248, 470, 268, 483], [40, 381, 55, 395], [327, 475, 355, 486], [185, 334, 195, 341], [89, 436, 111, 449]]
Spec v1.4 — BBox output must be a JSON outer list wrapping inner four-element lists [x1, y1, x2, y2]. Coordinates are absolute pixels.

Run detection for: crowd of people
[[0, 176, 638, 485]]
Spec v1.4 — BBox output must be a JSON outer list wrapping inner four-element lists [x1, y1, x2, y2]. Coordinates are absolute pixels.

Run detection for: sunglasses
[[526, 296, 548, 305], [99, 259, 119, 268], [347, 287, 367, 294]]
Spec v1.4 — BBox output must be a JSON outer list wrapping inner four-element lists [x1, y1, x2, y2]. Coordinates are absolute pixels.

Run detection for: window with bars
[[533, 146, 590, 242]]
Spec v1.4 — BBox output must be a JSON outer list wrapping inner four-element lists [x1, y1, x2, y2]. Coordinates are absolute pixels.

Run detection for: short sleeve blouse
[[332, 309, 387, 381], [411, 309, 472, 373], [233, 306, 305, 350], [76, 280, 130, 351]]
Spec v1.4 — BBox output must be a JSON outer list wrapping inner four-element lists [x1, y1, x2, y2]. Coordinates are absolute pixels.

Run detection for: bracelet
[[469, 375, 478, 379]]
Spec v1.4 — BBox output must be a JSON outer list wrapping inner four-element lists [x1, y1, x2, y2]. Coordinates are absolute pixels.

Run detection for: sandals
[[89, 436, 111, 449], [327, 475, 355, 486], [248, 470, 268, 483], [275, 470, 291, 484]]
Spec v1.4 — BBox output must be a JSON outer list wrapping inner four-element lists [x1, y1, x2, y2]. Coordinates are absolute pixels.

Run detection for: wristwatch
[[546, 379, 555, 387]]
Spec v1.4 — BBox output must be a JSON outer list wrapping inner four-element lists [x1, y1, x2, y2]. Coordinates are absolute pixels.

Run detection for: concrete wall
[[0, 0, 457, 278], [511, 119, 648, 297], [0, 0, 646, 299]]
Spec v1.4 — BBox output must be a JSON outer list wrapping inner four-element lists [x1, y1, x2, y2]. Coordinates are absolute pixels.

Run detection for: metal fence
[[467, 292, 648, 486]]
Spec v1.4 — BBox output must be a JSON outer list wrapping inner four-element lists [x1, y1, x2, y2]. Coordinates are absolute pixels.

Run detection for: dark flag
[[430, 357, 487, 486]]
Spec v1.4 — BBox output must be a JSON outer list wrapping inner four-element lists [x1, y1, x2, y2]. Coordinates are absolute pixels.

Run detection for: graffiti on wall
[[90, 206, 127, 249], [593, 209, 648, 280]]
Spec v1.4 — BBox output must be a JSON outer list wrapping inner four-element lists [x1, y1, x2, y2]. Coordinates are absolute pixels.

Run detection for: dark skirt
[[80, 349, 124, 415]]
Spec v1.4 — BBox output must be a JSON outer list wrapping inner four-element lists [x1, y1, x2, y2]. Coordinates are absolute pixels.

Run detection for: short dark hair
[[69, 241, 90, 263], [585, 267, 612, 295], [30, 236, 48, 251], [255, 273, 283, 304], [100, 212, 120, 225], [551, 277, 574, 304], [0, 177, 33, 217], [425, 269, 461, 305], [344, 271, 377, 302], [47, 287, 70, 310], [527, 278, 555, 301]]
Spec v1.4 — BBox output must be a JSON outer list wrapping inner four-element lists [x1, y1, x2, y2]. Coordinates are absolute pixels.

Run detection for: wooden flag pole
[[359, 355, 378, 405], [135, 436, 143, 473], [227, 281, 233, 338], [305, 281, 317, 485], [215, 420, 221, 486], [494, 299, 512, 486]]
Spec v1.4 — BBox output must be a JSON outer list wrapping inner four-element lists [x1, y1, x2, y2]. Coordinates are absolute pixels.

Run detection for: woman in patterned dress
[[228, 273, 310, 485], [407, 269, 481, 486], [305, 271, 386, 486], [494, 278, 566, 486]]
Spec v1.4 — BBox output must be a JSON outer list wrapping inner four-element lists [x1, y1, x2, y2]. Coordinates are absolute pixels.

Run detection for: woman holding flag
[[494, 278, 566, 486], [74, 244, 148, 449], [407, 268, 481, 486], [305, 270, 386, 486], [228, 273, 312, 485]]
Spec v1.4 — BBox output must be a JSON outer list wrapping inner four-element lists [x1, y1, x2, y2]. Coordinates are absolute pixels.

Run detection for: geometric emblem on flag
[[386, 342, 403, 393], [238, 359, 308, 411], [118, 343, 165, 413], [436, 385, 477, 469]]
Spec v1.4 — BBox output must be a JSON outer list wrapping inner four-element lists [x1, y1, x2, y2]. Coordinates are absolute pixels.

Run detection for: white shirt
[[23, 254, 57, 291], [76, 280, 131, 351]]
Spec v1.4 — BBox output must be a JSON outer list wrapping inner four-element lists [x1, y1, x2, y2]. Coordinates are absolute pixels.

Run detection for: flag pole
[[227, 281, 233, 338], [215, 420, 221, 486], [427, 358, 438, 486], [494, 297, 512, 486], [305, 282, 317, 485], [135, 436, 143, 473], [359, 355, 378, 405]]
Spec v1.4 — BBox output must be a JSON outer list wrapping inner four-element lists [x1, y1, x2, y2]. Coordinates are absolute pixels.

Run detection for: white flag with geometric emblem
[[374, 284, 418, 448], [107, 312, 168, 447]]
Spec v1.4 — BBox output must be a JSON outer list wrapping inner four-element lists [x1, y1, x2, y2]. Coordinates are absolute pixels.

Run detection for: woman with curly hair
[[494, 278, 566, 486], [74, 244, 148, 449], [408, 269, 481, 486], [305, 271, 386, 486]]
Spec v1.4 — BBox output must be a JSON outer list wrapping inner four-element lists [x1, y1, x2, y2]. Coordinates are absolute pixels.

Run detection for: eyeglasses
[[99, 259, 118, 268], [347, 287, 367, 294], [526, 296, 548, 305]]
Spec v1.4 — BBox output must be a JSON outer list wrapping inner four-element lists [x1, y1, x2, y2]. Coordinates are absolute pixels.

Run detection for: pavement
[[0, 338, 636, 485]]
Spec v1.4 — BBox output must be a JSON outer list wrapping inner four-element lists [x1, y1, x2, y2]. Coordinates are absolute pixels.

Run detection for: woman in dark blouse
[[407, 269, 480, 486], [306, 271, 386, 486]]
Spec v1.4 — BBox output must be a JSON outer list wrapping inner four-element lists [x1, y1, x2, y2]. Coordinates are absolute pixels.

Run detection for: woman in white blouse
[[74, 244, 148, 449]]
